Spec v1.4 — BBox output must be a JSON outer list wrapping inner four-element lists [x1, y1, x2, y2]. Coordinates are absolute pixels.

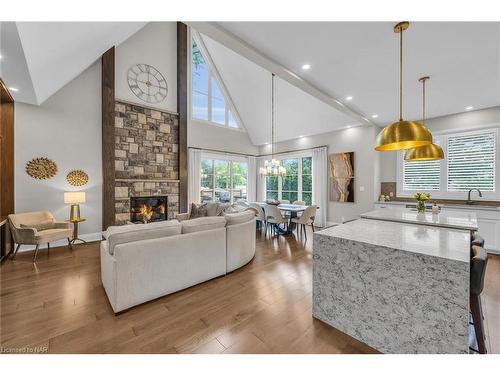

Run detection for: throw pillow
[[189, 203, 208, 219], [216, 203, 230, 216], [20, 219, 54, 232]]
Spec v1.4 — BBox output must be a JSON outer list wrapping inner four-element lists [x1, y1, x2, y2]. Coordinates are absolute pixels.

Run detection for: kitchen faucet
[[466, 189, 482, 204]]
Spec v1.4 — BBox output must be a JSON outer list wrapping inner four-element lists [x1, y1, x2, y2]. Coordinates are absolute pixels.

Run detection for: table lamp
[[64, 191, 86, 221]]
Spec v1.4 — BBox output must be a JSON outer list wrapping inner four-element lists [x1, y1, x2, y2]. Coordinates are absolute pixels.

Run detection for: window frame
[[189, 29, 246, 132], [397, 127, 500, 200], [265, 153, 313, 205], [200, 152, 249, 204]]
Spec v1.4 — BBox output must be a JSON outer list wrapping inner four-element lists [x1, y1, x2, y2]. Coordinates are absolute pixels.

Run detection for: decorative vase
[[416, 201, 426, 214]]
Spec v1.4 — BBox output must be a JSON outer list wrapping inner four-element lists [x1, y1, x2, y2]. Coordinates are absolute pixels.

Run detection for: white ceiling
[[0, 22, 37, 104], [1, 22, 146, 104], [216, 22, 500, 125], [202, 33, 359, 145]]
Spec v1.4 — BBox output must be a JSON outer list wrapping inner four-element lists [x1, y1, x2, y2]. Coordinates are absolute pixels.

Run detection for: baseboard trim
[[15, 232, 102, 253]]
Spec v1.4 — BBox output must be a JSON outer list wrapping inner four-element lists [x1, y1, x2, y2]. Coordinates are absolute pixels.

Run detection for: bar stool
[[470, 245, 489, 354], [472, 233, 485, 248]]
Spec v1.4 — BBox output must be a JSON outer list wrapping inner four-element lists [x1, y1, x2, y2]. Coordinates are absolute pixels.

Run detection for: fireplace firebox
[[130, 196, 167, 224]]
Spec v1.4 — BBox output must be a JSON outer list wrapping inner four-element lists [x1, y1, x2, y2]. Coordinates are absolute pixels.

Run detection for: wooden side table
[[68, 219, 87, 246]]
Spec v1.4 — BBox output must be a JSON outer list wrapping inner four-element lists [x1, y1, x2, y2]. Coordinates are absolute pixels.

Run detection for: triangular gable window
[[191, 31, 244, 130]]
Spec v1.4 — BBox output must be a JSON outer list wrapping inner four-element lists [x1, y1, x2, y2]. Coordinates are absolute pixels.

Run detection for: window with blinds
[[447, 131, 496, 191], [403, 159, 441, 191]]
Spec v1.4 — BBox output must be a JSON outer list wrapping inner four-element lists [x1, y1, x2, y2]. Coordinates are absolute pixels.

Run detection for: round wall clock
[[127, 64, 168, 104]]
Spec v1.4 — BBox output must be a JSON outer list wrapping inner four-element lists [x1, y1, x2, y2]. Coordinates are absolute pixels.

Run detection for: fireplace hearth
[[130, 196, 167, 224]]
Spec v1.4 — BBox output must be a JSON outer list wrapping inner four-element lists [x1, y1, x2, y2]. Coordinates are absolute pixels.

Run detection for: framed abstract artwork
[[329, 152, 355, 202]]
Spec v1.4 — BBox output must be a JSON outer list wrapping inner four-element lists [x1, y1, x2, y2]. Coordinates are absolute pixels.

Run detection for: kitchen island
[[313, 218, 470, 354], [361, 206, 478, 231]]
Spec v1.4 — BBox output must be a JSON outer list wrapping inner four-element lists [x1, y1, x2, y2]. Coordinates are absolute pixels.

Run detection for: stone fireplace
[[130, 196, 168, 224], [113, 101, 180, 225]]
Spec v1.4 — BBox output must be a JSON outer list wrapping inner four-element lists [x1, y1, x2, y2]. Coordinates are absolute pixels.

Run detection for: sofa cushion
[[21, 219, 54, 231], [181, 216, 226, 234], [103, 220, 178, 239], [224, 211, 255, 226], [189, 203, 208, 219], [107, 220, 181, 255], [34, 228, 73, 244]]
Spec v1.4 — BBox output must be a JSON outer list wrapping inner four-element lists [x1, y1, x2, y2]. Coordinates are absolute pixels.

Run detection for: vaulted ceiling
[[215, 22, 500, 126], [2, 21, 499, 146], [201, 33, 359, 145], [1, 22, 146, 105]]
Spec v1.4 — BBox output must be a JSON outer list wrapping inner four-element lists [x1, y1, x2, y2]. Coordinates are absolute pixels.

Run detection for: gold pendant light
[[374, 21, 433, 151], [404, 76, 444, 161]]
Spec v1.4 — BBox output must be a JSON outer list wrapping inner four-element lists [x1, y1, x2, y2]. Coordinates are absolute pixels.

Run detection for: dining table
[[256, 202, 312, 234]]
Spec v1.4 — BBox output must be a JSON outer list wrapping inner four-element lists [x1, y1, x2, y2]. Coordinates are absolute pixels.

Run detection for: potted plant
[[414, 192, 430, 214]]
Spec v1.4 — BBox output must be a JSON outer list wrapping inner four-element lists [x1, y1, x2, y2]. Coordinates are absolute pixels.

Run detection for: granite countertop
[[375, 200, 500, 212], [315, 218, 470, 263], [361, 206, 478, 231]]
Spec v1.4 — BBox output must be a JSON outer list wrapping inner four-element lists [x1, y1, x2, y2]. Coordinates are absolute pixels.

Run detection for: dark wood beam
[[0, 79, 15, 260], [177, 22, 188, 213], [101, 47, 116, 230], [0, 78, 15, 218]]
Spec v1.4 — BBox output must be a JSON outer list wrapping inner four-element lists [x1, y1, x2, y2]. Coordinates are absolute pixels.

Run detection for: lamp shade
[[404, 143, 444, 161], [374, 120, 433, 151], [64, 191, 86, 204]]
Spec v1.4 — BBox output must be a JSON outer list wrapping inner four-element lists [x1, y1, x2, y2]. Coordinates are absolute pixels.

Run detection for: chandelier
[[260, 73, 286, 177], [374, 21, 433, 151]]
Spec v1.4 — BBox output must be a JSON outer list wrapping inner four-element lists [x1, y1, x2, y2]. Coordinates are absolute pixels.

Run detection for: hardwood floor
[[1, 228, 499, 354]]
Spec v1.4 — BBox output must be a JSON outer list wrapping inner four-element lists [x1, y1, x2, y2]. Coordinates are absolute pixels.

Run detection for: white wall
[[188, 119, 259, 155], [259, 125, 379, 224], [425, 106, 500, 134], [14, 62, 102, 249], [116, 22, 177, 113], [379, 152, 397, 182]]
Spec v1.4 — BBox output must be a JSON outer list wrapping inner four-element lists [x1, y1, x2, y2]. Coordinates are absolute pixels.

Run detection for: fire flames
[[139, 204, 154, 223]]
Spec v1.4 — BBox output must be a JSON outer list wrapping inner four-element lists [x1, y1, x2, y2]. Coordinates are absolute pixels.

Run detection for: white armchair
[[9, 211, 73, 262]]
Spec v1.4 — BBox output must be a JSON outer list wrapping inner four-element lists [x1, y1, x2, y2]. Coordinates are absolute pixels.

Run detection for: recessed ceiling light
[[465, 106, 474, 111], [301, 64, 311, 70], [345, 96, 353, 101], [9, 87, 19, 92], [371, 114, 379, 118], [299, 135, 304, 138], [264, 142, 269, 145]]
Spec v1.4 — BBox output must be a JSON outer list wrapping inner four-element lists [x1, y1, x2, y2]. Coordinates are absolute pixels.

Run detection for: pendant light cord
[[399, 27, 403, 121], [271, 73, 275, 159], [422, 78, 426, 126]]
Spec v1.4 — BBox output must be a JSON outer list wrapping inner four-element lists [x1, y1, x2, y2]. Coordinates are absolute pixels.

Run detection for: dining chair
[[472, 233, 485, 248], [249, 203, 266, 231], [291, 205, 317, 240], [264, 204, 288, 236], [293, 200, 306, 205]]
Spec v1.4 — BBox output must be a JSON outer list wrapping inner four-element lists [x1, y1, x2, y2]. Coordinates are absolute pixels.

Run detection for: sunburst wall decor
[[25, 157, 58, 180], [66, 170, 89, 187]]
